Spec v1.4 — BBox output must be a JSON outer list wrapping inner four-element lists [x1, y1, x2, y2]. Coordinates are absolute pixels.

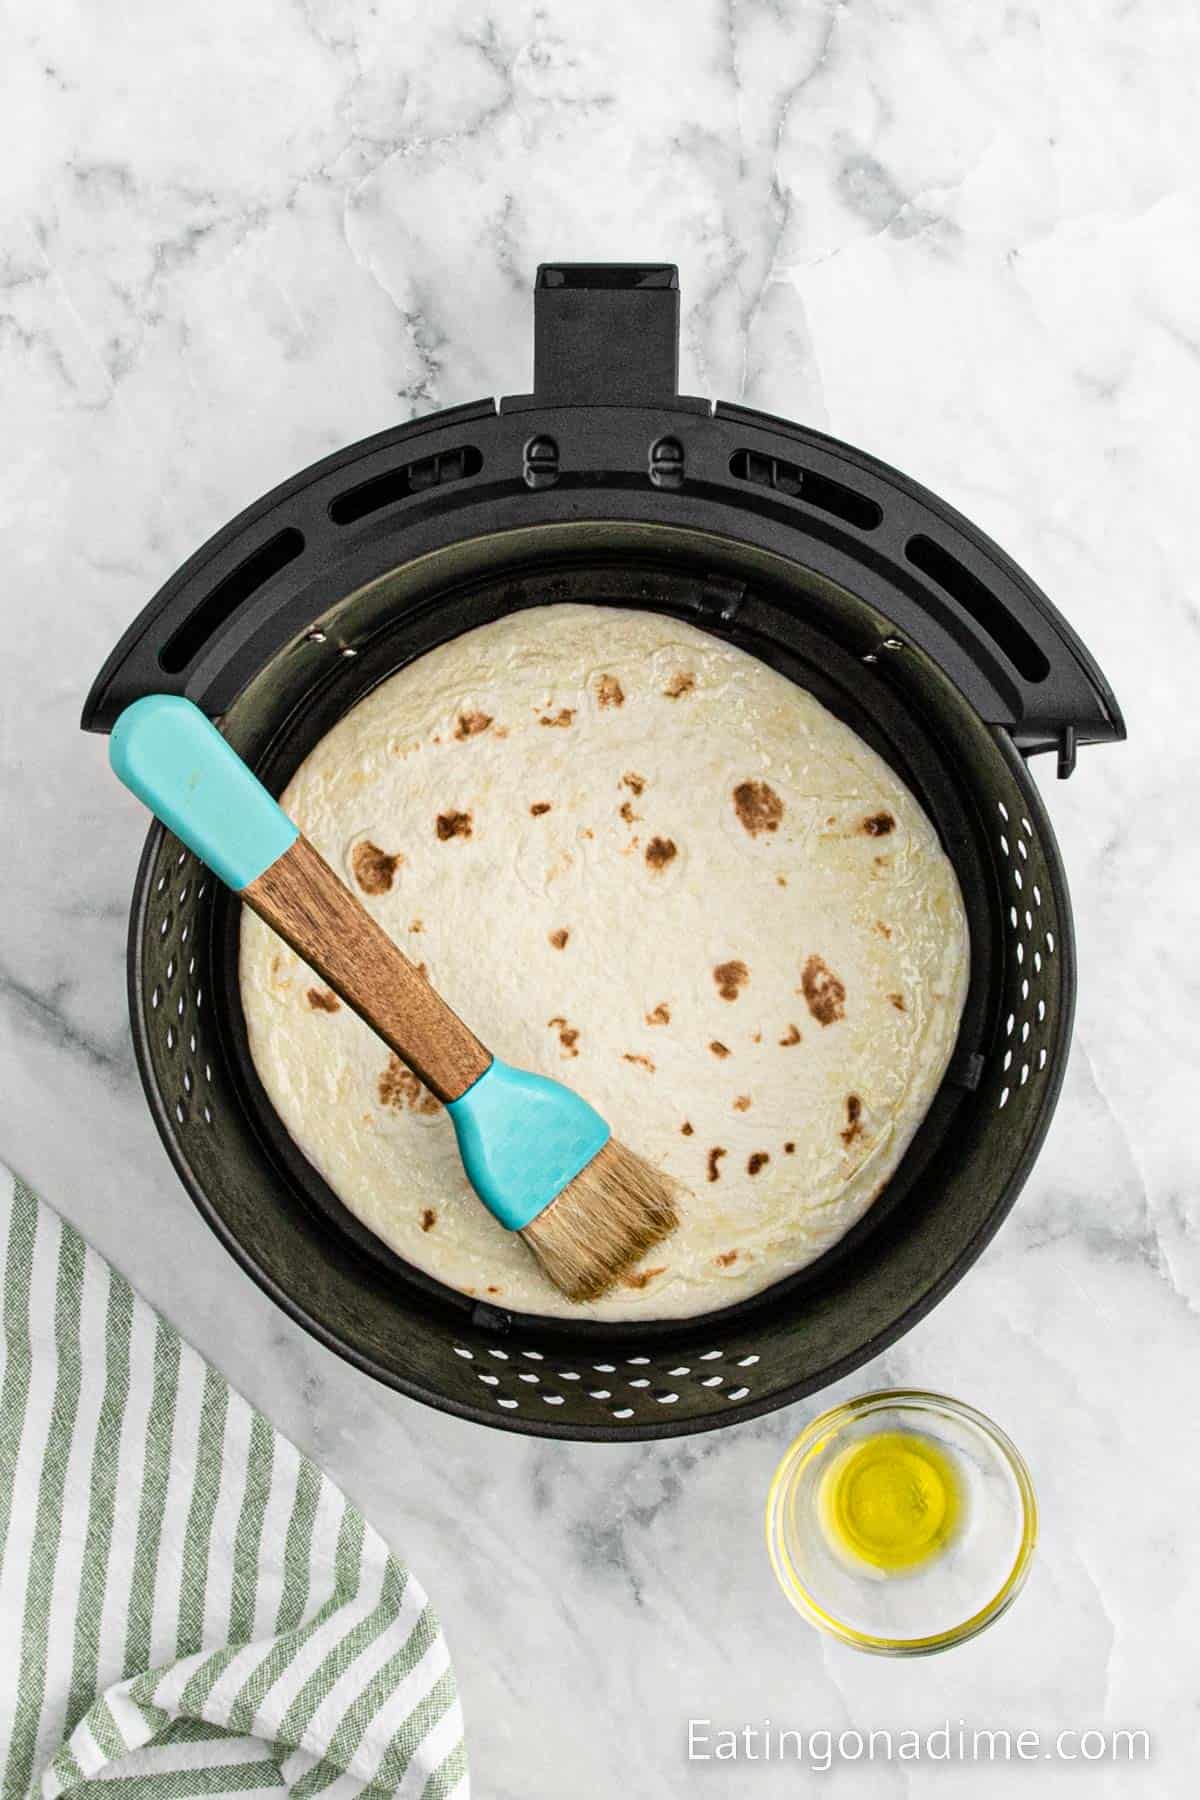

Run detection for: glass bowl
[[765, 1390, 1037, 1655]]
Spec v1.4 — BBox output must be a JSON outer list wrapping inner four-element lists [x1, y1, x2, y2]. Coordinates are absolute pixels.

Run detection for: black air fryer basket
[[85, 266, 1124, 1439]]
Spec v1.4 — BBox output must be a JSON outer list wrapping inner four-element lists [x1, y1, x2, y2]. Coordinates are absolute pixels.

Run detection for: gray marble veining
[[3, 1, 1197, 1793]]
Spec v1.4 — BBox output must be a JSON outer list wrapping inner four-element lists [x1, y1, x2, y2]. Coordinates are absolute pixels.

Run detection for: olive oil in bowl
[[766, 1391, 1036, 1654]]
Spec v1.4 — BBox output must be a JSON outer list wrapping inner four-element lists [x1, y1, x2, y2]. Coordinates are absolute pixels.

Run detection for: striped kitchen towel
[[0, 1165, 468, 1800]]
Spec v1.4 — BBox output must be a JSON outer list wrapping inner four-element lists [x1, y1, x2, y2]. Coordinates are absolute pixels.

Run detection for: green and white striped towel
[[0, 1165, 468, 1800]]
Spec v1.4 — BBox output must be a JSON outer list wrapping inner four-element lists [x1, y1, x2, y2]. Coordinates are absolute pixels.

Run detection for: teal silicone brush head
[[447, 1060, 680, 1302], [446, 1059, 610, 1231]]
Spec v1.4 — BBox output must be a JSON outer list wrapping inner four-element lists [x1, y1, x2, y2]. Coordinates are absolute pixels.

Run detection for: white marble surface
[[3, 1, 1197, 1792]]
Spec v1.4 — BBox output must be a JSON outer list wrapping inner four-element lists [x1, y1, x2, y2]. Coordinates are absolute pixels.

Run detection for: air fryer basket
[[85, 266, 1123, 1440]]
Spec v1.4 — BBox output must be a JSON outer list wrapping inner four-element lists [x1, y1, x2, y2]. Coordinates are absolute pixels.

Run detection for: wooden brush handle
[[245, 835, 491, 1103]]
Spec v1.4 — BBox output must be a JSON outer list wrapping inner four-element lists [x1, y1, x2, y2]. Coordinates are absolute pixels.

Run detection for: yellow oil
[[817, 1430, 963, 1575]]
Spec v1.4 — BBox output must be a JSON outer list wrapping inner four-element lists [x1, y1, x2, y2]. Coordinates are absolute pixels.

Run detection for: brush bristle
[[520, 1137, 681, 1303]]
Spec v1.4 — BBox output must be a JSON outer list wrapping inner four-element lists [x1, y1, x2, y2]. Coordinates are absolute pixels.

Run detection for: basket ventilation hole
[[160, 529, 305, 674], [729, 449, 882, 530], [329, 445, 482, 525]]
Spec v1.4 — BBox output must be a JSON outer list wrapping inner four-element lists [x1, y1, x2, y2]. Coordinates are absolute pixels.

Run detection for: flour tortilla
[[239, 605, 969, 1321]]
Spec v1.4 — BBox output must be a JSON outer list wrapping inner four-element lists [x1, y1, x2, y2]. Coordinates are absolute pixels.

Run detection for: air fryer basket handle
[[531, 263, 682, 406], [82, 264, 1124, 770]]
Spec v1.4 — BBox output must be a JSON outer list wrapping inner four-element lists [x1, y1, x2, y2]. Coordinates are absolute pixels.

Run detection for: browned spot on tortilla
[[530, 801, 552, 816], [487, 1285, 501, 1293], [862, 811, 895, 836], [801, 954, 846, 1025], [715, 1250, 738, 1267], [623, 1265, 666, 1290], [435, 810, 472, 841], [778, 1023, 802, 1046], [714, 959, 749, 1001], [663, 670, 695, 699], [645, 1003, 671, 1026], [410, 919, 424, 933], [889, 992, 906, 1011], [733, 779, 784, 836], [596, 673, 625, 708], [306, 987, 340, 1013], [548, 928, 570, 950], [706, 1147, 727, 1182], [420, 1208, 437, 1232], [621, 772, 646, 796], [681, 1120, 694, 1136], [415, 962, 428, 978], [645, 836, 677, 870], [776, 874, 788, 887], [454, 710, 492, 739], [619, 800, 638, 825], [622, 1052, 656, 1072], [747, 1151, 770, 1176], [784, 1140, 796, 1154], [733, 1095, 752, 1112], [840, 1093, 864, 1146], [539, 707, 575, 728], [875, 920, 892, 939], [378, 1057, 440, 1115], [874, 854, 891, 872], [709, 1040, 730, 1059], [351, 841, 402, 894], [547, 1017, 579, 1057]]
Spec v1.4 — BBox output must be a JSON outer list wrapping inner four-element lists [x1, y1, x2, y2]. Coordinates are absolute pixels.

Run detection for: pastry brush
[[108, 695, 679, 1302]]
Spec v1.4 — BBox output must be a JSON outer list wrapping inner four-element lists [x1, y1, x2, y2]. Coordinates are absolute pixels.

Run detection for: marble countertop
[[3, 1, 1196, 1792]]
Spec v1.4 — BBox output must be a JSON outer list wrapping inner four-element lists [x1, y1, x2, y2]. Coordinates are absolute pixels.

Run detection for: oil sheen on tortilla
[[239, 605, 969, 1322]]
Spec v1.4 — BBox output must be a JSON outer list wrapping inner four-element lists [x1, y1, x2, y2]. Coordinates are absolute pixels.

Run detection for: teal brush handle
[[109, 696, 298, 891]]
